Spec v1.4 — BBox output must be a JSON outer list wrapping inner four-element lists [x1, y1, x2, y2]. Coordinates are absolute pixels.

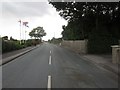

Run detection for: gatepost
[[111, 45, 120, 64]]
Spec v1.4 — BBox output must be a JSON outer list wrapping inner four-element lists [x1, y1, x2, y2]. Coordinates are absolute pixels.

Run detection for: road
[[2, 43, 118, 88]]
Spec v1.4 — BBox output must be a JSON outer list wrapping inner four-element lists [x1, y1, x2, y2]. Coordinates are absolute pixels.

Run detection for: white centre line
[[47, 75, 52, 90], [49, 56, 51, 65], [50, 51, 51, 54]]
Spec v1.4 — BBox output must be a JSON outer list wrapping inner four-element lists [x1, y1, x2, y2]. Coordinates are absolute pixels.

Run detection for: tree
[[49, 1, 119, 53], [62, 19, 85, 40], [49, 2, 119, 39], [29, 26, 46, 40], [10, 36, 17, 41], [2, 36, 8, 40]]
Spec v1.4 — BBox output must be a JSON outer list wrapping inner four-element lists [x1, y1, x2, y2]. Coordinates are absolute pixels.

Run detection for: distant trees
[[29, 26, 46, 40], [29, 26, 46, 45], [48, 37, 62, 44]]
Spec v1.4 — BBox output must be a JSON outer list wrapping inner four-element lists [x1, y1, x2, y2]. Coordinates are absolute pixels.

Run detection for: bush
[[2, 39, 41, 53], [88, 27, 118, 54], [50, 38, 62, 44], [26, 39, 33, 46], [2, 40, 23, 53]]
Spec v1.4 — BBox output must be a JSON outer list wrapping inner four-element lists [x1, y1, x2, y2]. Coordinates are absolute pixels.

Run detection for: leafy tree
[[49, 1, 119, 53], [29, 26, 46, 40], [49, 2, 119, 39], [2, 36, 8, 40], [62, 19, 85, 40]]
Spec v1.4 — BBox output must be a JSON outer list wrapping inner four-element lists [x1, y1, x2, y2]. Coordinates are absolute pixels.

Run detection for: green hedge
[[26, 39, 34, 46], [88, 28, 118, 54], [2, 39, 41, 53], [2, 40, 23, 53]]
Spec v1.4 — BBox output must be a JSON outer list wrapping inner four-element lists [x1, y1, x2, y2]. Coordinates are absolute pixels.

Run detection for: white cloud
[[1, 0, 48, 2], [2, 2, 51, 18], [0, 1, 67, 40]]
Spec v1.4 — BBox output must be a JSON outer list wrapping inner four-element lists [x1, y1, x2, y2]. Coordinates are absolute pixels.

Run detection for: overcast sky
[[0, 0, 67, 41]]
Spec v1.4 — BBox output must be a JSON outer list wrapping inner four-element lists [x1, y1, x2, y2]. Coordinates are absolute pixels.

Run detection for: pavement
[[81, 54, 119, 75], [2, 42, 118, 88], [1, 44, 40, 65], [61, 44, 119, 76]]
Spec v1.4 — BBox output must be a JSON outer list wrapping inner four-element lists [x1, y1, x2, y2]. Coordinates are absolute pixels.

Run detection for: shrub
[[88, 27, 118, 54], [2, 40, 23, 53], [26, 39, 33, 46]]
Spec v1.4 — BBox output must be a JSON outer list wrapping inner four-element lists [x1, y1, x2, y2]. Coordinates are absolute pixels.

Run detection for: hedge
[[87, 28, 118, 54], [2, 39, 41, 53], [2, 40, 23, 53]]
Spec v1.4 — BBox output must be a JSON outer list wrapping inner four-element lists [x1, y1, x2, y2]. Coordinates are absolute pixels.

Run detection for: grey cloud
[[2, 2, 51, 18]]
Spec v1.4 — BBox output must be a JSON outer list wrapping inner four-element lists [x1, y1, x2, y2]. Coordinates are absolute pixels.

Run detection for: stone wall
[[61, 40, 88, 54]]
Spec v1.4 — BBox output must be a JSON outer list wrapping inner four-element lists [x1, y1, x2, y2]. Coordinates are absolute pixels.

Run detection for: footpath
[[80, 54, 119, 75], [60, 44, 119, 75], [0, 45, 40, 65]]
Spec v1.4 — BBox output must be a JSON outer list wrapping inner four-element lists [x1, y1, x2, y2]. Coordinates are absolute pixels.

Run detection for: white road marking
[[50, 51, 51, 54], [49, 56, 51, 65], [47, 75, 52, 90]]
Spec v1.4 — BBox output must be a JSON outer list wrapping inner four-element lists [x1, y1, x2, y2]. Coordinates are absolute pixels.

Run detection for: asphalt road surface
[[2, 43, 118, 88]]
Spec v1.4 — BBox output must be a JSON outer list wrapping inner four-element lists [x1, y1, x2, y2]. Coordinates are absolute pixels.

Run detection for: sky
[[0, 0, 67, 41]]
